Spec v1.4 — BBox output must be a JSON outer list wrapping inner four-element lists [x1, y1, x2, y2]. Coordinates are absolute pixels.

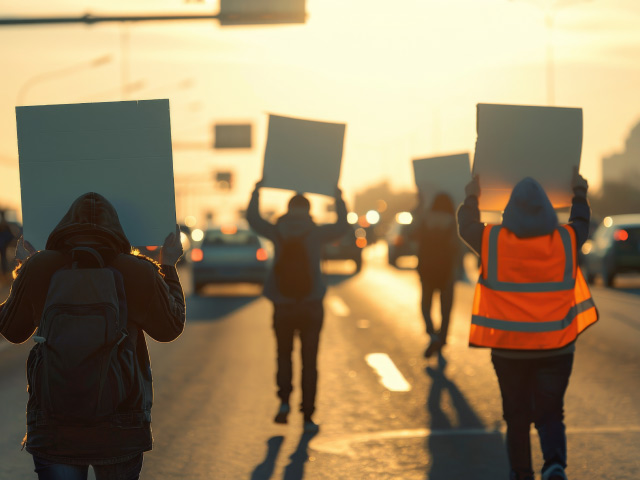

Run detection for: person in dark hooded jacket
[[246, 180, 350, 432], [0, 192, 185, 480], [406, 192, 459, 359], [457, 169, 594, 480]]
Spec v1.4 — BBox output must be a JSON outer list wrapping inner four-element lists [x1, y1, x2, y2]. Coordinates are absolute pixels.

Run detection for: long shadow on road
[[425, 354, 507, 479], [251, 436, 284, 480], [250, 432, 318, 480]]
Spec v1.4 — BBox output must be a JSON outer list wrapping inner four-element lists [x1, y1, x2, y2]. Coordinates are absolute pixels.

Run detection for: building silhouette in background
[[602, 119, 640, 185]]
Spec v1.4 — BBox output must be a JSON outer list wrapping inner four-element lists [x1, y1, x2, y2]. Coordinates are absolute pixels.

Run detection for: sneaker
[[542, 464, 568, 480], [424, 335, 443, 358], [274, 403, 290, 424], [303, 420, 320, 433]]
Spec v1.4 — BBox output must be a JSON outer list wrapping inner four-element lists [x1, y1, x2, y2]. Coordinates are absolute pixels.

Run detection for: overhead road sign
[[0, 1, 307, 27]]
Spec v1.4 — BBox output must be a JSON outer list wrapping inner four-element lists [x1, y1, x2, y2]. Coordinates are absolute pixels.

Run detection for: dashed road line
[[356, 319, 370, 329], [365, 353, 412, 392], [326, 296, 350, 317]]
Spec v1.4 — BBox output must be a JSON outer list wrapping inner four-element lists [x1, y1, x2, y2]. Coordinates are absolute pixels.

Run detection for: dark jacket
[[406, 209, 459, 287], [246, 188, 350, 304], [457, 178, 591, 359], [0, 193, 185, 464]]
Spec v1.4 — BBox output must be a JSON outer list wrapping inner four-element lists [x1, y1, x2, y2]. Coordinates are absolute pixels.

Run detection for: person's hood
[[46, 192, 131, 253], [502, 177, 558, 238], [276, 211, 315, 239]]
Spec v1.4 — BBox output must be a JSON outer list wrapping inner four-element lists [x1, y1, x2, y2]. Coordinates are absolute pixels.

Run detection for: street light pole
[[544, 11, 555, 105], [16, 54, 113, 105], [510, 0, 592, 106]]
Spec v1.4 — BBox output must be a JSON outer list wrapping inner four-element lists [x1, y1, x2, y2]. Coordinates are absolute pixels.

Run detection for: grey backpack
[[28, 247, 130, 424]]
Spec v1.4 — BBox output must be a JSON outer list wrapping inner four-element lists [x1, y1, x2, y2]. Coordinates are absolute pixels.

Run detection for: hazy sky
[[1, 0, 639, 221]]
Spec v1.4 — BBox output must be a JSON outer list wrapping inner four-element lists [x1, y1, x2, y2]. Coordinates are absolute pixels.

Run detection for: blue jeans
[[492, 353, 573, 480], [33, 454, 143, 480]]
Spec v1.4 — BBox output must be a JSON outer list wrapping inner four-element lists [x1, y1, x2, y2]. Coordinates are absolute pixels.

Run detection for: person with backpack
[[457, 169, 598, 480], [246, 180, 350, 433], [406, 192, 460, 359], [0, 192, 186, 480]]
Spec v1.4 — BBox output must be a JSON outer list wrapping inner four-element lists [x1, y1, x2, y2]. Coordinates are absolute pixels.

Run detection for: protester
[[246, 181, 350, 433], [457, 169, 598, 480], [0, 192, 186, 480], [406, 192, 459, 358]]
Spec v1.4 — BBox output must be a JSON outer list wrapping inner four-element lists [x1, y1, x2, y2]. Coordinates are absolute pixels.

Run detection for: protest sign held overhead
[[16, 99, 176, 250], [473, 103, 582, 211], [412, 153, 471, 208], [261, 114, 345, 197]]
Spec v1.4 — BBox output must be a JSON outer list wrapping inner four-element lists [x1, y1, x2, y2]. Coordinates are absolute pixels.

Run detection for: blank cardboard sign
[[16, 100, 176, 250], [412, 153, 471, 208], [262, 114, 345, 196], [473, 103, 582, 211]]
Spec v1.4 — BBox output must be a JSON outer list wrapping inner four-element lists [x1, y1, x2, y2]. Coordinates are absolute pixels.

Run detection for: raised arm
[[246, 181, 277, 240], [567, 167, 591, 248], [0, 255, 39, 343], [457, 174, 484, 256], [318, 187, 351, 242]]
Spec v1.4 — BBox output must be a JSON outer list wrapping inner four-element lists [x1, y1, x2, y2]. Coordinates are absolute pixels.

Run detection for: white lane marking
[[326, 296, 350, 317], [311, 425, 640, 457], [365, 353, 412, 392], [356, 319, 370, 329]]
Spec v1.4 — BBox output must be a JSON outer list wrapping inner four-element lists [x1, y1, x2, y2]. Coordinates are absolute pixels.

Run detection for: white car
[[191, 226, 272, 294]]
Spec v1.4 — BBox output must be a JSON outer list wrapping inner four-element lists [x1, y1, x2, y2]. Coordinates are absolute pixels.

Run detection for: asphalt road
[[1, 248, 639, 479]]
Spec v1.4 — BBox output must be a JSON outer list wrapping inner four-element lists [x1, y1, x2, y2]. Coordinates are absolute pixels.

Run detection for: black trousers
[[272, 300, 324, 420], [420, 278, 454, 340], [492, 353, 574, 480]]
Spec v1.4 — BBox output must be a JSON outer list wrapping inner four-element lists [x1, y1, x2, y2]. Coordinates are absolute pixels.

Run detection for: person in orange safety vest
[[457, 168, 597, 480]]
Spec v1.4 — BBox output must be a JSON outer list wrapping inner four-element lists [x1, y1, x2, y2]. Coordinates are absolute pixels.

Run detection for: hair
[[288, 194, 311, 212], [430, 192, 455, 215]]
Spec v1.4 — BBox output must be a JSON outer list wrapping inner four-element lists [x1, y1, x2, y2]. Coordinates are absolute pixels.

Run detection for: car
[[322, 225, 365, 272], [582, 214, 640, 287], [190, 225, 272, 294], [386, 222, 417, 267]]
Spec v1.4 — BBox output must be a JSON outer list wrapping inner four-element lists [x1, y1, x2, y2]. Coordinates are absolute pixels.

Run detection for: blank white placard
[[262, 114, 345, 197], [473, 103, 582, 211], [16, 100, 176, 250], [412, 153, 471, 208]]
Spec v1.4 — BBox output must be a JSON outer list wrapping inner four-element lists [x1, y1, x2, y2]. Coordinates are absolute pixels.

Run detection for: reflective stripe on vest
[[472, 297, 596, 333], [470, 224, 598, 349]]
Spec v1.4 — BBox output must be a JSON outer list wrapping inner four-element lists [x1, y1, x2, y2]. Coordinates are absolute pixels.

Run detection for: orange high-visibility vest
[[470, 224, 598, 350]]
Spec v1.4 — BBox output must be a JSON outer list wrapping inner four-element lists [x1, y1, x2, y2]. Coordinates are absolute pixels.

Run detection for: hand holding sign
[[572, 166, 588, 193], [465, 174, 481, 198], [159, 224, 184, 266]]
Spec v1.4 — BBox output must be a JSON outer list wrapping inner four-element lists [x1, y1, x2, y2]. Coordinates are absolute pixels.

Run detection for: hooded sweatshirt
[[246, 188, 350, 304], [457, 178, 591, 359], [0, 192, 185, 464]]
